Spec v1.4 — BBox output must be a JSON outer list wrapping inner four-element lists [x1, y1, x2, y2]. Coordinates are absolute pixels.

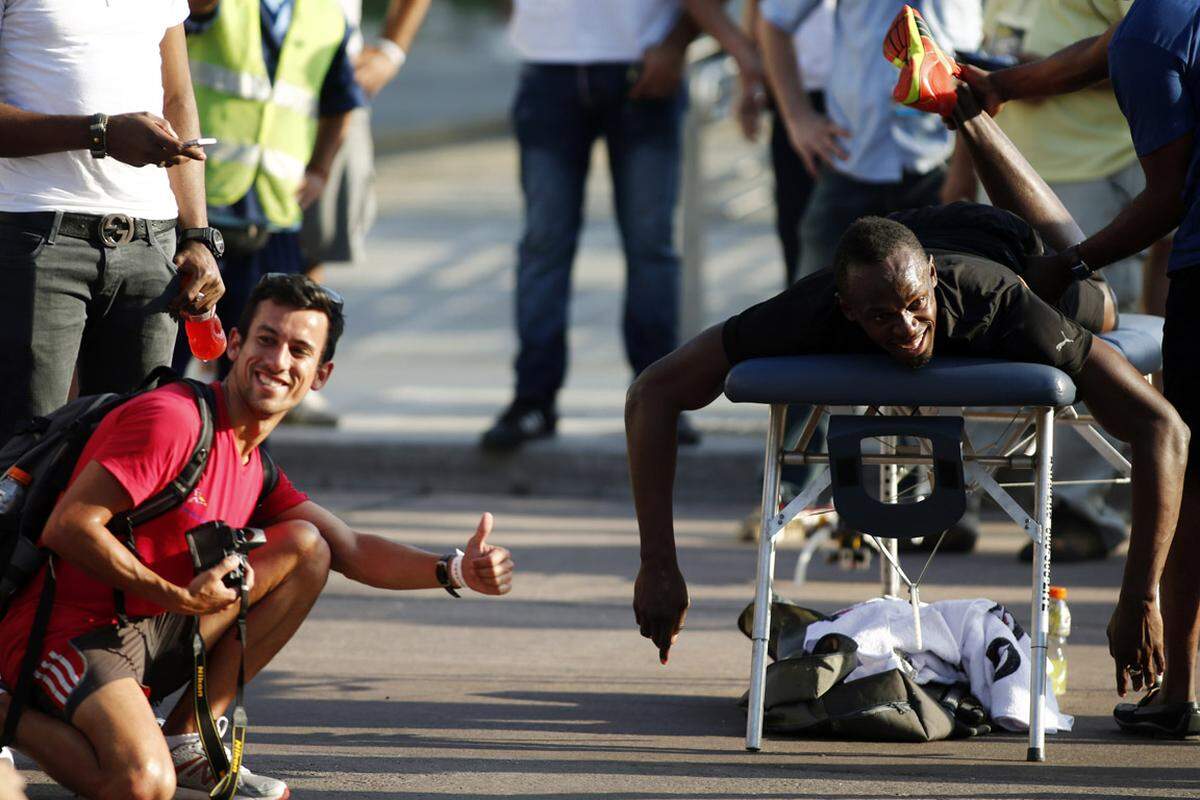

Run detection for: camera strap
[[191, 573, 250, 800]]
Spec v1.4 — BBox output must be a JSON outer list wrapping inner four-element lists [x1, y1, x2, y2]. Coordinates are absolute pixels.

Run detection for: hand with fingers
[[460, 512, 514, 596], [783, 110, 851, 177], [296, 168, 328, 211], [1021, 250, 1074, 306], [629, 42, 687, 100], [957, 64, 1007, 118], [171, 244, 224, 317], [633, 559, 689, 664], [105, 111, 205, 168], [1107, 598, 1166, 697], [735, 76, 767, 142], [174, 555, 251, 616]]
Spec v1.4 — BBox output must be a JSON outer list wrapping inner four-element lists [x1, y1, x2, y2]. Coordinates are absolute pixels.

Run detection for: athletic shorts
[[300, 107, 377, 266], [25, 614, 193, 722], [891, 202, 1114, 334], [1162, 267, 1200, 473]]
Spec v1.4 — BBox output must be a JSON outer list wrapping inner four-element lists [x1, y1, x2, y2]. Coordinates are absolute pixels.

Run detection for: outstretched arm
[[961, 24, 1116, 116], [1073, 339, 1190, 695], [626, 325, 732, 663], [266, 501, 513, 595]]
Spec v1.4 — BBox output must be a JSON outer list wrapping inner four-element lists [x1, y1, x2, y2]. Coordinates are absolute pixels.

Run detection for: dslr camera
[[185, 521, 268, 590]]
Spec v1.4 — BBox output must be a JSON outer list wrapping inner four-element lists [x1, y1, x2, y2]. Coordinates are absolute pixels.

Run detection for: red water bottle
[[185, 308, 227, 362]]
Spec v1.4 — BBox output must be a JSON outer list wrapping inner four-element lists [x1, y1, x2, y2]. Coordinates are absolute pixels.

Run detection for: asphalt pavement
[[19, 490, 1194, 799]]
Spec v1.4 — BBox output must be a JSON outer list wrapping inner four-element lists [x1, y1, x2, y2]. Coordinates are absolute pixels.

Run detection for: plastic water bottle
[[1047, 585, 1071, 696], [185, 308, 227, 362], [0, 466, 31, 515]]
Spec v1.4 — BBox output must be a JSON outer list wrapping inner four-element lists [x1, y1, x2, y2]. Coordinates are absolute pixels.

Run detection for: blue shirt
[[186, 0, 366, 230], [760, 0, 981, 184], [1109, 0, 1200, 273]]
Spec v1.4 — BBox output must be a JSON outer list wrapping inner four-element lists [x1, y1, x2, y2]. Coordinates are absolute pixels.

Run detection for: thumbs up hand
[[462, 512, 514, 596]]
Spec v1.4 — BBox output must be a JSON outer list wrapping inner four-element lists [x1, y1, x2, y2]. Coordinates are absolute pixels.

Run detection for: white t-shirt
[[0, 0, 190, 217], [335, 0, 364, 59], [794, 0, 834, 91], [509, 0, 681, 63]]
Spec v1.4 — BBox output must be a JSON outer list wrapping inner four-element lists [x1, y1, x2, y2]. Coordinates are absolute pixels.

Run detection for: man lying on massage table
[[625, 82, 1194, 736]]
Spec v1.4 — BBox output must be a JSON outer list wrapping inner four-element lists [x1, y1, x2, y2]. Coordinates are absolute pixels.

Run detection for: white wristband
[[449, 549, 466, 590], [375, 38, 407, 69]]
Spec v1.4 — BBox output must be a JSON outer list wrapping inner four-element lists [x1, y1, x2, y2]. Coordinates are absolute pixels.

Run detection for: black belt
[[0, 211, 176, 248]]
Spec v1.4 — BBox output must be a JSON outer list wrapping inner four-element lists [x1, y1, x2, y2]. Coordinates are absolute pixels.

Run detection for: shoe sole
[[175, 788, 290, 800], [479, 429, 556, 453], [1115, 712, 1200, 739], [885, 6, 960, 115]]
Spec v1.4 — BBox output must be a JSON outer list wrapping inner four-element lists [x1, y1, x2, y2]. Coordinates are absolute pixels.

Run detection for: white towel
[[803, 597, 1073, 733]]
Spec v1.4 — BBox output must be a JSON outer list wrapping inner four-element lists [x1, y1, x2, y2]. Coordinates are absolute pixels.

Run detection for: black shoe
[[480, 400, 557, 452], [1018, 502, 1121, 563], [1115, 689, 1200, 738], [677, 413, 702, 447]]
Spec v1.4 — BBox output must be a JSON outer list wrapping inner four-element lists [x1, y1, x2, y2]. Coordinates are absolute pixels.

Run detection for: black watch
[[435, 553, 461, 598], [1065, 247, 1094, 281], [88, 113, 108, 159], [179, 227, 226, 259]]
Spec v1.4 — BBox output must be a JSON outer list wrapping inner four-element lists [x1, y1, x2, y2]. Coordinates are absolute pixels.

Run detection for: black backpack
[[0, 367, 277, 745]]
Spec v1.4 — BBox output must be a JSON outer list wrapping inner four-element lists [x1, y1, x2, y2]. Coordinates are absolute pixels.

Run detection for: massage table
[[725, 314, 1164, 762]]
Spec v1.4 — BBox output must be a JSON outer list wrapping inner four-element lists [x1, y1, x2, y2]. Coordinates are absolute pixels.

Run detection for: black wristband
[[1065, 246, 1095, 281], [88, 113, 108, 159], [435, 554, 461, 598]]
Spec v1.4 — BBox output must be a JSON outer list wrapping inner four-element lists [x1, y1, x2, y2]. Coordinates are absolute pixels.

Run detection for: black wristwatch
[[179, 227, 226, 259], [1065, 246, 1095, 281], [88, 113, 108, 159], [435, 553, 461, 598]]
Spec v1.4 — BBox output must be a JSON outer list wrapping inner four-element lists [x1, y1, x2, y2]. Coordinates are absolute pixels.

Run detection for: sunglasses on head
[[260, 272, 344, 311]]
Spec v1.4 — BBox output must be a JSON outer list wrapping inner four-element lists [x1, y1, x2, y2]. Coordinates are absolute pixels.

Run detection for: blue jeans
[[512, 62, 686, 404]]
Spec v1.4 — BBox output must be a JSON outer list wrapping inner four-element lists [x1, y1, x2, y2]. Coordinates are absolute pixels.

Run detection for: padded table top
[[723, 317, 1163, 408], [1100, 313, 1163, 374], [724, 355, 1077, 407]]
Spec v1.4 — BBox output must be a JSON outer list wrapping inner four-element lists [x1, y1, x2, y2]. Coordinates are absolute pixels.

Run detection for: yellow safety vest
[[188, 0, 345, 228]]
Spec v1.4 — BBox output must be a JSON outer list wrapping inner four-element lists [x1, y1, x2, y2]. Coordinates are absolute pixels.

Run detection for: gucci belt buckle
[[98, 213, 135, 247]]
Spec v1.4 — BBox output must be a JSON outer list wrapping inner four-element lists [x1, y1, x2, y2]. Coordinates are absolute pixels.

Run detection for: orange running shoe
[[883, 5, 961, 117]]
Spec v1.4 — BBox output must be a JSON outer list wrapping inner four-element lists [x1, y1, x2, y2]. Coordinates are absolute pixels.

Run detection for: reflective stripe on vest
[[188, 0, 344, 227]]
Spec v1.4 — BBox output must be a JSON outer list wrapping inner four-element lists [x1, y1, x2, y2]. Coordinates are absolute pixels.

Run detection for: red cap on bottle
[[1049, 586, 1067, 600]]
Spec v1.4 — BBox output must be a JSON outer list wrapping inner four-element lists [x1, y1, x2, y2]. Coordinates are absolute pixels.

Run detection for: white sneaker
[[169, 720, 288, 800]]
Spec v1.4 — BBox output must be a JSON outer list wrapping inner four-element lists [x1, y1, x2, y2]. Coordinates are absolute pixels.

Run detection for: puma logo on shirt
[[1055, 332, 1074, 352]]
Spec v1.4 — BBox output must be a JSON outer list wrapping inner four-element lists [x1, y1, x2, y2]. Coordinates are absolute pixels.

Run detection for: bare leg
[[949, 85, 1085, 251], [0, 679, 175, 800], [1155, 471, 1200, 704], [161, 520, 331, 736], [949, 85, 1116, 329]]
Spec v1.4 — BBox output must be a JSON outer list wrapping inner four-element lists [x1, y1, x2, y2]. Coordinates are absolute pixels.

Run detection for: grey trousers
[[0, 211, 180, 444]]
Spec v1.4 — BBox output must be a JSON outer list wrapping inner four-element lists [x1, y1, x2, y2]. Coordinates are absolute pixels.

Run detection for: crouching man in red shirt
[[0, 273, 515, 800]]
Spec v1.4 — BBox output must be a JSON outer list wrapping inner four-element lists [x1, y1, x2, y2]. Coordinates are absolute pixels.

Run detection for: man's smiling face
[[838, 251, 939, 369], [226, 299, 334, 419]]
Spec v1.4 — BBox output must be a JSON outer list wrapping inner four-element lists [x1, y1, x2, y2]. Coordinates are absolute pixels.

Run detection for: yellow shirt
[[982, 0, 1136, 183]]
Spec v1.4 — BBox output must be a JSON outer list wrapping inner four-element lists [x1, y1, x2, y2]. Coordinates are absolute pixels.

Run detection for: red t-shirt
[[0, 382, 307, 685]]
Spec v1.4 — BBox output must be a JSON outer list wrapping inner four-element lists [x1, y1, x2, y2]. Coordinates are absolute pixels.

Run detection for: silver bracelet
[[374, 38, 406, 69], [449, 549, 466, 589]]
